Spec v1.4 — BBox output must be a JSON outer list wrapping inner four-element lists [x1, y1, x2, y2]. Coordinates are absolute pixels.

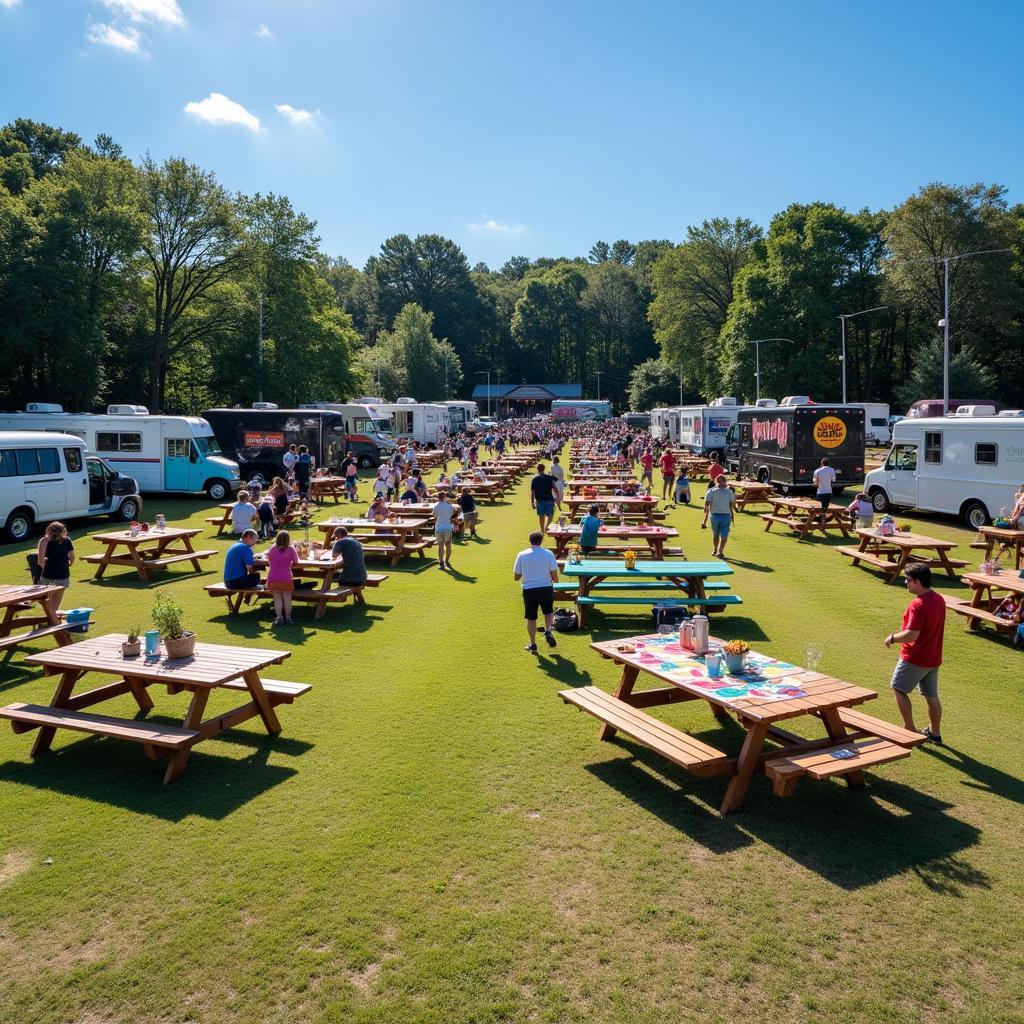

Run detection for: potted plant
[[722, 639, 750, 674], [152, 593, 196, 660], [121, 625, 142, 658]]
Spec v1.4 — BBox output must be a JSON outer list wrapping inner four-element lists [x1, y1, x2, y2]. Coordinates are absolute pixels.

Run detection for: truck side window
[[0, 450, 15, 477], [887, 445, 918, 472], [975, 443, 997, 465], [924, 431, 942, 464], [64, 448, 82, 473]]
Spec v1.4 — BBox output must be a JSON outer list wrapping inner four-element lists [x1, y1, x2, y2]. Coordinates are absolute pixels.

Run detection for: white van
[[370, 403, 449, 446], [0, 432, 143, 542], [0, 405, 241, 500], [864, 413, 1024, 529], [842, 403, 891, 446]]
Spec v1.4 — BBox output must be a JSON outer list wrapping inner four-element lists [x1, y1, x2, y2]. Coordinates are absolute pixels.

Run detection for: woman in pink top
[[266, 530, 298, 625]]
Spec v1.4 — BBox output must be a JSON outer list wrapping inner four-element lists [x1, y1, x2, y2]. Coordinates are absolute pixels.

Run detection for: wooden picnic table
[[309, 476, 348, 503], [547, 524, 679, 559], [205, 502, 306, 536], [314, 516, 432, 565], [434, 479, 505, 502], [560, 558, 739, 627], [0, 585, 80, 653], [563, 634, 921, 814], [972, 525, 1024, 569], [567, 479, 639, 495], [943, 571, 1024, 633], [83, 527, 216, 582], [0, 633, 308, 784], [564, 496, 660, 524], [733, 479, 777, 512], [837, 528, 967, 582], [761, 496, 852, 541], [384, 502, 463, 532]]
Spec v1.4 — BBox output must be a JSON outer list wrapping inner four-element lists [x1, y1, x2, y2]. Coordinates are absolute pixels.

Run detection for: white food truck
[[864, 409, 1024, 529], [0, 405, 242, 500], [370, 403, 450, 446], [674, 397, 779, 456], [440, 401, 480, 434], [0, 431, 143, 542]]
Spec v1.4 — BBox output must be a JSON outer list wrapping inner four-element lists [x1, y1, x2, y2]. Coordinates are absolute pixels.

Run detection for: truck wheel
[[3, 507, 34, 543], [962, 500, 989, 531], [114, 498, 141, 522], [358, 454, 374, 469], [206, 479, 230, 501], [870, 489, 890, 513]]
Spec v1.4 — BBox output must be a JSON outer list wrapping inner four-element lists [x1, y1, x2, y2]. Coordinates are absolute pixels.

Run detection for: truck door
[[63, 446, 89, 514], [163, 437, 191, 490], [884, 444, 919, 507], [87, 457, 111, 509], [22, 447, 66, 516]]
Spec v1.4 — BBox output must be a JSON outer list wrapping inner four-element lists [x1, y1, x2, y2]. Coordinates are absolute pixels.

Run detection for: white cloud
[[184, 93, 262, 132], [468, 218, 526, 237], [1, 0, 23, 10], [101, 0, 184, 26], [87, 22, 145, 54], [275, 103, 318, 125], [255, 23, 273, 39]]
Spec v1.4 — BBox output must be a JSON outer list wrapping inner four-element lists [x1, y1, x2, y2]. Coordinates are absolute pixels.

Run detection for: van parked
[[1, 432, 142, 542], [864, 412, 1024, 529]]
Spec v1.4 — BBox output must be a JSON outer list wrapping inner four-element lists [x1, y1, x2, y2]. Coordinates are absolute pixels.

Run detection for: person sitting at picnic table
[[433, 493, 456, 570], [458, 486, 479, 538], [268, 476, 290, 516], [579, 504, 603, 554], [673, 468, 691, 506], [993, 593, 1022, 623], [256, 495, 276, 539], [36, 520, 75, 612], [266, 530, 299, 626], [1010, 484, 1024, 528], [413, 470, 429, 501], [847, 491, 874, 529], [399, 480, 418, 503], [702, 474, 737, 559], [437, 471, 451, 489], [224, 529, 260, 589], [367, 494, 389, 521], [230, 490, 258, 535], [331, 527, 368, 587]]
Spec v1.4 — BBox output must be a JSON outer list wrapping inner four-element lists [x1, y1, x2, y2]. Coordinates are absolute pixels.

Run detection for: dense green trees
[[1, 117, 1021, 416]]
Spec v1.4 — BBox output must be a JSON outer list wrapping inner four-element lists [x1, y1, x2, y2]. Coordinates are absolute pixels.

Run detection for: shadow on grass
[[723, 558, 774, 573], [923, 742, 1024, 804], [535, 653, 593, 687], [81, 569, 217, 591], [0, 727, 307, 820], [210, 600, 390, 641], [585, 736, 985, 891], [444, 566, 478, 583]]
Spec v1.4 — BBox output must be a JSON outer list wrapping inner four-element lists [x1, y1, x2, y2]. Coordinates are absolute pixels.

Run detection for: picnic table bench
[[562, 634, 920, 814], [547, 524, 680, 559], [0, 634, 307, 784], [942, 571, 1024, 633], [314, 517, 433, 565], [969, 525, 1024, 569], [836, 528, 967, 582], [83, 527, 216, 582], [733, 479, 777, 512], [760, 496, 852, 540], [309, 476, 349, 503], [0, 585, 85, 653], [205, 502, 306, 536], [564, 496, 660, 525], [205, 568, 388, 620]]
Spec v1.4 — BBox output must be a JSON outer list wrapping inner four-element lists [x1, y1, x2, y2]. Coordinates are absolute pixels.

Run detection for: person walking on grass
[[458, 485, 479, 538], [885, 563, 945, 742], [433, 493, 456, 570], [513, 531, 559, 653], [266, 529, 298, 626], [36, 521, 74, 613], [659, 448, 676, 501], [813, 456, 837, 524], [530, 462, 559, 534], [701, 474, 736, 558]]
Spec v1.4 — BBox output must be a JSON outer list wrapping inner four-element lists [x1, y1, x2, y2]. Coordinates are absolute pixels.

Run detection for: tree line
[[1, 118, 1021, 416]]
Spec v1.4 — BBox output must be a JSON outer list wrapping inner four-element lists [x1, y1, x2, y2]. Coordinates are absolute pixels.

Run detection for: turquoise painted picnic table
[[560, 559, 739, 627]]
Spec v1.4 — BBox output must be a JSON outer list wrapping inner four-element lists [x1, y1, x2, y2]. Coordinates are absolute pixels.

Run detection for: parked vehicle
[[204, 407, 397, 481], [623, 412, 651, 429], [371, 403, 449, 446], [725, 404, 866, 493], [0, 405, 241, 500], [0, 431, 142, 542], [649, 407, 678, 442], [864, 411, 1024, 529], [551, 400, 612, 421], [905, 398, 1001, 418], [839, 403, 891, 446], [674, 397, 779, 458], [440, 401, 480, 434], [294, 403, 398, 466]]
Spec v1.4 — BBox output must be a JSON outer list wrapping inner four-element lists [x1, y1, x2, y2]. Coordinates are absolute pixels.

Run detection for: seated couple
[[223, 528, 368, 590]]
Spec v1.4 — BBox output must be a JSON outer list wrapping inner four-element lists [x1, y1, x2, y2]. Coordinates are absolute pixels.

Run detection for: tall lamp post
[[736, 338, 796, 402], [594, 370, 603, 401], [837, 306, 887, 403], [474, 370, 492, 417], [257, 293, 264, 403]]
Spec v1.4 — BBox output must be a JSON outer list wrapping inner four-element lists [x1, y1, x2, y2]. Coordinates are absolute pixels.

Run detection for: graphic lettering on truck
[[812, 416, 847, 449], [751, 418, 788, 449], [244, 432, 285, 448]]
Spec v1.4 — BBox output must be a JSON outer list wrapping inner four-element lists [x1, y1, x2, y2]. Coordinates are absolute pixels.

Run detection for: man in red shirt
[[658, 449, 676, 500], [638, 449, 654, 487], [884, 563, 946, 742]]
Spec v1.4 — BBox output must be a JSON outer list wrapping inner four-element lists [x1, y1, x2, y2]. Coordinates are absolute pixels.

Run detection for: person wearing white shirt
[[230, 491, 258, 534], [549, 456, 566, 501], [433, 497, 456, 570], [812, 457, 838, 523], [513, 531, 559, 653]]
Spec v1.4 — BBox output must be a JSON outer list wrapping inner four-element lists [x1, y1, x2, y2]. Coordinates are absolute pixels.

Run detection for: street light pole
[[836, 306, 887, 403], [594, 370, 602, 401], [737, 338, 794, 402], [257, 293, 264, 403], [678, 365, 683, 406], [941, 257, 950, 415]]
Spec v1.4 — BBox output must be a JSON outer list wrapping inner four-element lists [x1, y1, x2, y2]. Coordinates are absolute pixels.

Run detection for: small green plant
[[126, 624, 142, 643], [151, 593, 186, 640]]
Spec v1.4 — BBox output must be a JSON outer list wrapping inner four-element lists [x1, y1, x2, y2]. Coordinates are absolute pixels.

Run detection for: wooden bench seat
[[554, 580, 730, 593], [82, 550, 217, 567], [764, 738, 910, 796], [941, 593, 1016, 629], [576, 594, 742, 608], [835, 546, 902, 571], [0, 702, 198, 750], [835, 707, 927, 748], [0, 622, 74, 652], [219, 678, 312, 701], [761, 514, 804, 531], [205, 574, 387, 614], [560, 686, 729, 773]]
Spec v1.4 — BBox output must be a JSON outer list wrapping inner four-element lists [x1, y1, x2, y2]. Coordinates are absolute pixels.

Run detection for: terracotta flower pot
[[121, 640, 141, 658]]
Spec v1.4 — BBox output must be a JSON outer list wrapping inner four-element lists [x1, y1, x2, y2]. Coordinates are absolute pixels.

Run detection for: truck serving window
[[924, 432, 942, 464], [975, 443, 997, 465], [97, 431, 143, 453]]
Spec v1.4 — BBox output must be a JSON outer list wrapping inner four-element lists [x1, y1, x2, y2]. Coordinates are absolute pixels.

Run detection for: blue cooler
[[64, 608, 93, 634]]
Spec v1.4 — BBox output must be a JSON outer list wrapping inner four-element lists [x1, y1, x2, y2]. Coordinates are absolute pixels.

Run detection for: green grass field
[[1, 461, 1023, 1024]]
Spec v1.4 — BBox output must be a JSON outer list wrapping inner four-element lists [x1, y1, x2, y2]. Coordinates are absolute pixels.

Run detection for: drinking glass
[[805, 644, 822, 672]]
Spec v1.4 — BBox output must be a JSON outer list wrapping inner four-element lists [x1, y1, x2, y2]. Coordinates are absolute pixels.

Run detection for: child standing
[[266, 530, 298, 626]]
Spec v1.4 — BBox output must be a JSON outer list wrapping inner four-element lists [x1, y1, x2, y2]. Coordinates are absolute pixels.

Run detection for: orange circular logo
[[813, 416, 847, 449]]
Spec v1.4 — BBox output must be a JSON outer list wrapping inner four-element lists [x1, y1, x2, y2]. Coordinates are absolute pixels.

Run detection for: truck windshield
[[352, 416, 392, 440], [193, 435, 223, 457]]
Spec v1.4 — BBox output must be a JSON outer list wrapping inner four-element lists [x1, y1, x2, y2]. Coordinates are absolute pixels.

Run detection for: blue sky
[[1, 0, 1021, 269]]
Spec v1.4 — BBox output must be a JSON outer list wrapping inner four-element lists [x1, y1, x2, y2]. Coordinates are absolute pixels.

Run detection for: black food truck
[[203, 408, 397, 484], [725, 405, 865, 493]]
